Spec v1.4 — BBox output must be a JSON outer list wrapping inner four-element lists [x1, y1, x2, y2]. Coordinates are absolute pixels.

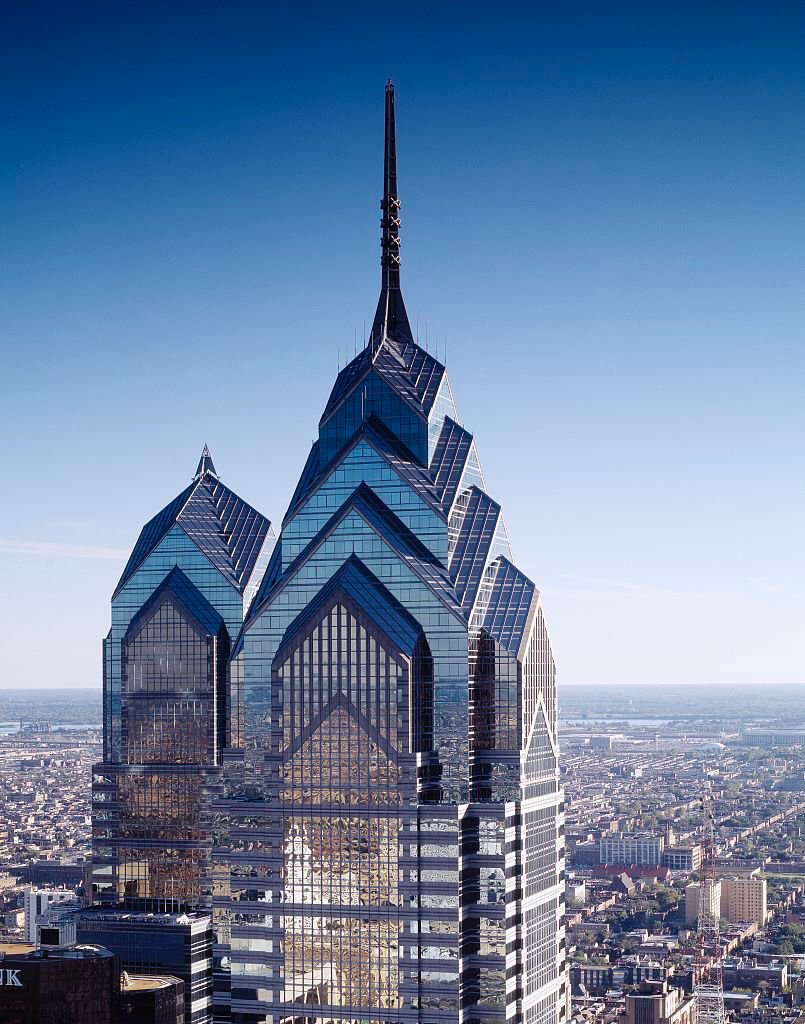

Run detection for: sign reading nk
[[0, 969, 22, 986]]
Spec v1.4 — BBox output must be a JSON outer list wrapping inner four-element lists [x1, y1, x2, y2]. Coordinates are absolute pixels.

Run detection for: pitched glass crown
[[114, 446, 272, 597]]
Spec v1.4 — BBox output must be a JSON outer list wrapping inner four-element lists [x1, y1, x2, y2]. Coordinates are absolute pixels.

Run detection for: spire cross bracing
[[371, 79, 414, 350]]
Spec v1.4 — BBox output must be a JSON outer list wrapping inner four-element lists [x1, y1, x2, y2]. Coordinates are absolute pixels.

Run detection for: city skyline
[[3, 3, 804, 691]]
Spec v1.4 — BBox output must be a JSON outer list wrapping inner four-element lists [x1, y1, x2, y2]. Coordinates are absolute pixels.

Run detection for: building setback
[[219, 82, 567, 1024], [92, 81, 567, 1024]]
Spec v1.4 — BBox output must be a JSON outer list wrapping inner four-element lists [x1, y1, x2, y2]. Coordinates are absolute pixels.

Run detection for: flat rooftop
[[0, 943, 113, 960], [123, 974, 179, 991]]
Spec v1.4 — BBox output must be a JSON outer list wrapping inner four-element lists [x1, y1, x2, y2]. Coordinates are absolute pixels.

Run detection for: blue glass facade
[[93, 452, 274, 1024], [219, 83, 567, 1024], [94, 84, 566, 1024]]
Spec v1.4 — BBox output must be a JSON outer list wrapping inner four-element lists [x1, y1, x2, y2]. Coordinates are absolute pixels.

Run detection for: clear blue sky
[[2, 2, 803, 689]]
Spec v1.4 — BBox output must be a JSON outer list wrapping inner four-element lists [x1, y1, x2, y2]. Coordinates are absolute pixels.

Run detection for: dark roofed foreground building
[[0, 943, 120, 1024], [93, 82, 566, 1024], [120, 973, 184, 1024]]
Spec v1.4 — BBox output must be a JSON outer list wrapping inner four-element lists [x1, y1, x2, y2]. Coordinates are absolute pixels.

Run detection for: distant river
[[0, 722, 100, 736], [559, 717, 671, 727]]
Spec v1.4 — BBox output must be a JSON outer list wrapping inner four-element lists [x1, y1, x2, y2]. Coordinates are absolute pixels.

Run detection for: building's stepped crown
[[114, 448, 272, 597], [239, 81, 540, 662]]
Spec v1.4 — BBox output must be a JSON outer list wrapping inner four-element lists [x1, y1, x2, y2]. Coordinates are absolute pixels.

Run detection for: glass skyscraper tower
[[94, 82, 566, 1024], [219, 83, 567, 1024], [92, 447, 274, 913]]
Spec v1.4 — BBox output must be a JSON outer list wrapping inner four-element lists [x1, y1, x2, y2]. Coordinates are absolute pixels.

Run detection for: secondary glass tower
[[92, 448, 274, 912], [220, 83, 567, 1024]]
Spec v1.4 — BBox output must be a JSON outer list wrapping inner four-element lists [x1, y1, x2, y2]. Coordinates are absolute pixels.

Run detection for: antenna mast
[[695, 788, 725, 1024]]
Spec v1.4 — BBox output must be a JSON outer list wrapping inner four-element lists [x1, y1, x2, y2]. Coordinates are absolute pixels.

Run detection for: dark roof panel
[[430, 417, 473, 511], [479, 556, 536, 653], [449, 487, 501, 616]]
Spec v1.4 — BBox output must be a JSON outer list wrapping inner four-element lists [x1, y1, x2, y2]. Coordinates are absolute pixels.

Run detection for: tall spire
[[194, 444, 218, 481], [370, 80, 413, 350]]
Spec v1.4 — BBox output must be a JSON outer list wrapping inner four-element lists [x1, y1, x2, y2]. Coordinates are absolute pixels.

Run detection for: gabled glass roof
[[114, 466, 271, 598], [276, 554, 423, 659], [285, 442, 321, 516], [373, 337, 444, 414], [318, 337, 444, 429], [124, 565, 224, 640], [114, 482, 195, 598], [245, 482, 463, 631], [284, 415, 444, 527], [318, 348, 373, 425]]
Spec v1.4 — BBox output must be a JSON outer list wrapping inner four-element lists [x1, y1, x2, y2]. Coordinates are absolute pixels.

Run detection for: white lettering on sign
[[0, 969, 22, 986]]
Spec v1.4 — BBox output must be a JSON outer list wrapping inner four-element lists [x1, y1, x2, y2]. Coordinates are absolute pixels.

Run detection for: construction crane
[[695, 788, 725, 1024]]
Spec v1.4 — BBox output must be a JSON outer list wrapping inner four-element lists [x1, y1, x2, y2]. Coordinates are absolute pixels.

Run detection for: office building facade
[[91, 451, 273, 1024], [218, 83, 566, 1024], [661, 846, 701, 873], [720, 877, 767, 928], [685, 881, 722, 927], [92, 447, 273, 912], [77, 910, 214, 1024], [599, 833, 664, 867], [24, 888, 73, 944], [741, 728, 805, 748]]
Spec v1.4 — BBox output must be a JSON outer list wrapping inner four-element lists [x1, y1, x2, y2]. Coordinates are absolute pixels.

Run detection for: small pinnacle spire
[[370, 80, 413, 351], [194, 444, 218, 481]]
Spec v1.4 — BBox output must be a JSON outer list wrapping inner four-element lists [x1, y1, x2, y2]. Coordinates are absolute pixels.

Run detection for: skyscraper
[[219, 82, 567, 1024], [92, 450, 274, 1023]]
